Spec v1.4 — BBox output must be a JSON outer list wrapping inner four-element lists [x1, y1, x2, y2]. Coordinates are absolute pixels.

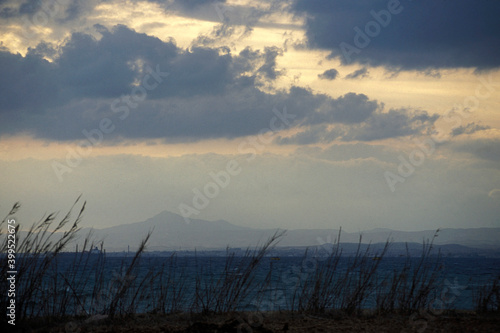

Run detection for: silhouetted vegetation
[[473, 274, 500, 312], [1, 201, 499, 330]]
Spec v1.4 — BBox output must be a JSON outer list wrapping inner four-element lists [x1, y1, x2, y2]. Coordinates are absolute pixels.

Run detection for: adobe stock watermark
[[178, 106, 296, 224], [385, 74, 498, 192], [51, 65, 169, 182], [340, 0, 405, 64]]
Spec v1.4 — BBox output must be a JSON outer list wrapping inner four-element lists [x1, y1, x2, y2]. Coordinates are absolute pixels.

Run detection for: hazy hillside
[[68, 210, 500, 253]]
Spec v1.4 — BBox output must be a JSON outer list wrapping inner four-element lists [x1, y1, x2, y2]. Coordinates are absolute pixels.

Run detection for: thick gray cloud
[[0, 24, 179, 110], [318, 68, 339, 80], [0, 25, 439, 143], [293, 0, 500, 71], [0, 49, 58, 111]]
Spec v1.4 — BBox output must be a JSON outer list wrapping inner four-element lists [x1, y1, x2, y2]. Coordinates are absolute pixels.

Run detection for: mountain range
[[68, 210, 500, 255]]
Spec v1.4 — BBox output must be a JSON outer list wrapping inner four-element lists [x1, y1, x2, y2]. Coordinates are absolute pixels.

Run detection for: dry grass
[[1, 201, 499, 330]]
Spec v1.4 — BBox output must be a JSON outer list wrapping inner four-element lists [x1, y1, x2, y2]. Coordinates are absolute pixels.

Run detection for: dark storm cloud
[[0, 25, 438, 143], [318, 68, 339, 80], [293, 0, 500, 71], [0, 49, 58, 111], [0, 25, 290, 140], [0, 24, 223, 109]]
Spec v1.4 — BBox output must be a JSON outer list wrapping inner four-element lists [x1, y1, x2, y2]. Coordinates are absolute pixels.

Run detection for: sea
[[24, 254, 499, 316]]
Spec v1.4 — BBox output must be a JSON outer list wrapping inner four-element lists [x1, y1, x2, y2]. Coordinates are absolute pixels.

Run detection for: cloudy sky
[[1, 0, 499, 232]]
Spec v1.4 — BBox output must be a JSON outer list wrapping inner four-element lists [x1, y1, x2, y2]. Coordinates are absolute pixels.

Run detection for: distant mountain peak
[[141, 210, 250, 230], [74, 211, 500, 252], [363, 227, 395, 233]]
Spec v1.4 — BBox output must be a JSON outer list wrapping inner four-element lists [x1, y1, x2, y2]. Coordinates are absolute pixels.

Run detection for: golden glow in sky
[[0, 0, 499, 231]]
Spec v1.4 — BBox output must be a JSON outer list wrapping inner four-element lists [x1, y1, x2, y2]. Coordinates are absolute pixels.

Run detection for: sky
[[0, 0, 499, 232]]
